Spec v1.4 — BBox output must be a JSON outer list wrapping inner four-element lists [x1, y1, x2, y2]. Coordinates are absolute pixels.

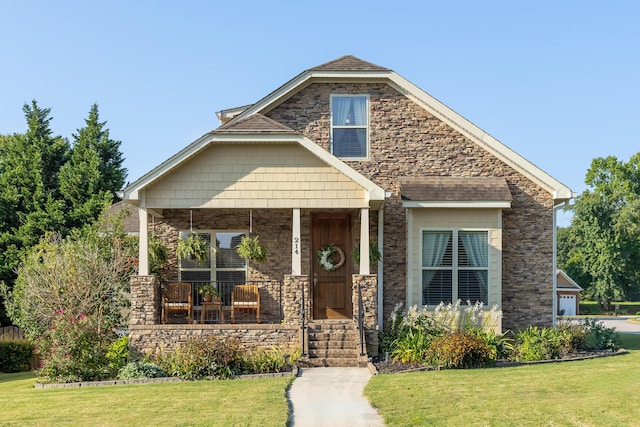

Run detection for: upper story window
[[331, 95, 369, 158]]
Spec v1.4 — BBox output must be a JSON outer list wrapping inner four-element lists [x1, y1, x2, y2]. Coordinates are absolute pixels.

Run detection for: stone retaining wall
[[129, 324, 301, 356]]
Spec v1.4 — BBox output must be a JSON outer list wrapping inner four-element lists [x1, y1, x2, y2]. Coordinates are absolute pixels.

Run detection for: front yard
[[2, 334, 639, 426], [0, 373, 292, 426], [365, 333, 640, 426]]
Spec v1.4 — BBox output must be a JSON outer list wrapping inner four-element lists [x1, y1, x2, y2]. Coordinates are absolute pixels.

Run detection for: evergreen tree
[[58, 104, 127, 229], [0, 102, 69, 324]]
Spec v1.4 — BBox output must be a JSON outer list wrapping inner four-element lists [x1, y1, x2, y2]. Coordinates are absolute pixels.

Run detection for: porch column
[[138, 206, 149, 276], [292, 208, 302, 275], [359, 207, 370, 275]]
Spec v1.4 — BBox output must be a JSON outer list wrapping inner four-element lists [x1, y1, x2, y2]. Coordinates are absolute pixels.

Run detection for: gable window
[[422, 229, 489, 305], [331, 95, 368, 158], [179, 231, 247, 302]]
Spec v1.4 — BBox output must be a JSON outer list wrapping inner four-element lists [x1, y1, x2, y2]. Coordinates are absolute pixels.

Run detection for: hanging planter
[[352, 241, 382, 265], [176, 233, 208, 263], [148, 235, 169, 274], [235, 235, 267, 264]]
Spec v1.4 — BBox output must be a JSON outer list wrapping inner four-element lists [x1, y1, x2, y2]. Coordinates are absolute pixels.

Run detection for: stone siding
[[267, 82, 555, 332], [129, 324, 301, 357], [130, 276, 160, 325], [352, 274, 379, 356]]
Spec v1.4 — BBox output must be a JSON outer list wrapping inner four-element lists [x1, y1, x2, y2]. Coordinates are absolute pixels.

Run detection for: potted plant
[[235, 235, 267, 264], [176, 232, 208, 263], [352, 241, 382, 265], [148, 235, 169, 274], [198, 284, 220, 302]]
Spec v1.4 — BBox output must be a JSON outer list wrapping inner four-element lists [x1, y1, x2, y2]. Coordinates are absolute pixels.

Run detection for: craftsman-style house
[[121, 56, 572, 365]]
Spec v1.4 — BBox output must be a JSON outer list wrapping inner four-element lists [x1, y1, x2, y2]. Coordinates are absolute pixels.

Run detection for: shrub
[[472, 329, 514, 361], [514, 326, 573, 362], [391, 327, 435, 364], [426, 331, 493, 369], [243, 347, 301, 374], [556, 321, 586, 351], [157, 336, 245, 380], [105, 335, 130, 376], [35, 311, 115, 383], [582, 318, 621, 351], [0, 340, 34, 373], [118, 361, 165, 380]]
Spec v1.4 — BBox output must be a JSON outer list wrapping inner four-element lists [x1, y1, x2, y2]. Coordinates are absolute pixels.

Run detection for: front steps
[[302, 320, 368, 367]]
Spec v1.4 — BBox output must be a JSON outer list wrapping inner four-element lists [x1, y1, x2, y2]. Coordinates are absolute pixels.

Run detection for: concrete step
[[307, 332, 358, 342], [308, 340, 358, 350], [301, 357, 361, 368], [308, 348, 359, 358], [307, 321, 355, 331]]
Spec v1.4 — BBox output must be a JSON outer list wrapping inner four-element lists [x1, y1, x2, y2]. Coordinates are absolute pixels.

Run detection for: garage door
[[559, 295, 576, 316]]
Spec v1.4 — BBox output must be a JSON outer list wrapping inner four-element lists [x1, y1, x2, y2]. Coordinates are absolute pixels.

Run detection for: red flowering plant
[[35, 310, 115, 383]]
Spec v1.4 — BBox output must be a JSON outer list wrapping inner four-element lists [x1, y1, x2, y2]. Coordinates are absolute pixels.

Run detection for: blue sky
[[2, 1, 638, 226]]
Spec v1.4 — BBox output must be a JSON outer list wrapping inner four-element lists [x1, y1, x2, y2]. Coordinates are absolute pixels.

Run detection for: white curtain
[[332, 97, 351, 125], [422, 231, 451, 288], [459, 232, 488, 299]]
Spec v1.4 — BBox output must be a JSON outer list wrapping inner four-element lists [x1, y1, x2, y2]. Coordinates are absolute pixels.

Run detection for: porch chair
[[231, 284, 260, 324], [161, 282, 193, 324]]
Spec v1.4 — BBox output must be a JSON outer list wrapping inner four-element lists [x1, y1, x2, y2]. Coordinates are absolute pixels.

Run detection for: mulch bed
[[370, 349, 628, 374]]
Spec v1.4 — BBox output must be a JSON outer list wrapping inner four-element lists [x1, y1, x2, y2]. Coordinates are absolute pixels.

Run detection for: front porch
[[128, 274, 379, 362]]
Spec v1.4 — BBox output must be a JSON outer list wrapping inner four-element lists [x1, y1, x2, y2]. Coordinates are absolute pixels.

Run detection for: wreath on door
[[317, 244, 345, 271]]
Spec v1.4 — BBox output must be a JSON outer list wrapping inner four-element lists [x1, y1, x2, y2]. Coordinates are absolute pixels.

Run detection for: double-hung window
[[331, 95, 368, 158], [179, 231, 247, 302], [422, 229, 489, 305]]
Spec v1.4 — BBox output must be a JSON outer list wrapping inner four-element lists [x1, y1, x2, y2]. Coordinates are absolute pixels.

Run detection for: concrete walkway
[[287, 367, 384, 427]]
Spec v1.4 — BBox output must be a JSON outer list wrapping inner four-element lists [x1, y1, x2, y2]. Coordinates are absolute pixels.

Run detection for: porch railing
[[163, 280, 283, 324]]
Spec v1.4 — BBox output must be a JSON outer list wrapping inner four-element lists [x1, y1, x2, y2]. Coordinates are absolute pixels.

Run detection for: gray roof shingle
[[400, 176, 512, 202], [309, 55, 390, 72]]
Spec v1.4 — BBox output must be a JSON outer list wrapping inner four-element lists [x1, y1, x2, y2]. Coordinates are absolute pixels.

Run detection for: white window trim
[[330, 94, 370, 160], [178, 229, 248, 282], [419, 227, 491, 306]]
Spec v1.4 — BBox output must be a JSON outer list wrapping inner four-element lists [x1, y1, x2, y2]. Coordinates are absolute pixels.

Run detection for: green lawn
[[0, 373, 293, 426], [365, 334, 640, 427], [3, 335, 640, 426]]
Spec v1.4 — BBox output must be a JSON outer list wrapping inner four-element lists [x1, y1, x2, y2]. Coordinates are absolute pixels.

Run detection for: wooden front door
[[312, 213, 352, 319]]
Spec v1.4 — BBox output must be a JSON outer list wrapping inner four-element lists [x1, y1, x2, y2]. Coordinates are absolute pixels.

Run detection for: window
[[422, 230, 489, 305], [179, 231, 247, 302], [331, 95, 368, 158]]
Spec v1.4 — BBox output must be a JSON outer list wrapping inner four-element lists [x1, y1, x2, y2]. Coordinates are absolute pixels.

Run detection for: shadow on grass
[[620, 333, 640, 351], [0, 372, 34, 384]]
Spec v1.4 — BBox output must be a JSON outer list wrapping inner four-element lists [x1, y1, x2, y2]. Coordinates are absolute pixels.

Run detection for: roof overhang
[[400, 176, 513, 209]]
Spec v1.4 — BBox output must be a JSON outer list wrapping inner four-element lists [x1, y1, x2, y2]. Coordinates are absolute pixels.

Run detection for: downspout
[[377, 192, 391, 331], [377, 207, 384, 331], [552, 201, 567, 327]]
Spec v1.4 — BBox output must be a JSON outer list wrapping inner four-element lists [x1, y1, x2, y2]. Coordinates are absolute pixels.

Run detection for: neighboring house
[[103, 200, 140, 235], [557, 270, 583, 316], [120, 55, 572, 364]]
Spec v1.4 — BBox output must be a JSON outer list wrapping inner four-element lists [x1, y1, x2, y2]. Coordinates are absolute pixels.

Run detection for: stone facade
[[352, 274, 379, 356], [267, 82, 555, 332], [129, 77, 558, 355], [130, 275, 160, 326], [129, 324, 300, 356]]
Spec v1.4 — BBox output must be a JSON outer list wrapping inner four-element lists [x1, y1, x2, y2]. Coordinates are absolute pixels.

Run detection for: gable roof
[[120, 113, 386, 206], [231, 55, 572, 202], [557, 270, 583, 291], [309, 55, 391, 72]]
